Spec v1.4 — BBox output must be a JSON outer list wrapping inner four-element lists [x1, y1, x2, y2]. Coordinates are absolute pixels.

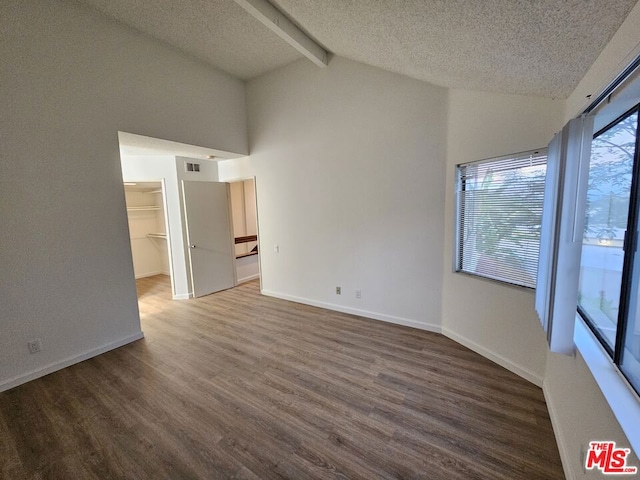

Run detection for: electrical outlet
[[355, 289, 362, 299], [274, 244, 279, 253], [27, 339, 42, 354], [336, 286, 341, 295]]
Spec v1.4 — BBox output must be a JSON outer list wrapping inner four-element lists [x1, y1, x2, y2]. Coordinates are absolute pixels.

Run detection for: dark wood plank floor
[[0, 275, 564, 479]]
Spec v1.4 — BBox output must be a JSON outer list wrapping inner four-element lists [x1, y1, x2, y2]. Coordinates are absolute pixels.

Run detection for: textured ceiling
[[271, 0, 639, 98], [77, 0, 638, 98], [77, 0, 303, 79]]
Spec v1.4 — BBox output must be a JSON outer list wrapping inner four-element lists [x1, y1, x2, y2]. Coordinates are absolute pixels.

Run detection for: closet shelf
[[145, 189, 163, 194], [127, 206, 161, 211], [147, 233, 167, 239]]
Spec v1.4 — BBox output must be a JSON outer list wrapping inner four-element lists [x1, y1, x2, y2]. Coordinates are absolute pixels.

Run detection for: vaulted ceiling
[[78, 0, 638, 98]]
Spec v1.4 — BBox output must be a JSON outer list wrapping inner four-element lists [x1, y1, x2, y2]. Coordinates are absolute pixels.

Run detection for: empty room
[[2, 0, 640, 479]]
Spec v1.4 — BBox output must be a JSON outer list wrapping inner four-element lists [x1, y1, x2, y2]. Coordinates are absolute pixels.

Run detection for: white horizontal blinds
[[457, 151, 547, 288]]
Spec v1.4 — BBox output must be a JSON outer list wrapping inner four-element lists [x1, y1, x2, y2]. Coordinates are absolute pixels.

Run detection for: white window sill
[[574, 317, 640, 455]]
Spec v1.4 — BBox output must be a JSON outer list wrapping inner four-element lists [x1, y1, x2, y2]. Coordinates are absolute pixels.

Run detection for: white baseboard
[[237, 274, 260, 284], [261, 289, 441, 333], [173, 293, 191, 300], [543, 380, 574, 480], [441, 327, 544, 387], [0, 332, 144, 393]]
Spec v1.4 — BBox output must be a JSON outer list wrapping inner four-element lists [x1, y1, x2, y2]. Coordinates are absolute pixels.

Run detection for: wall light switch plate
[[27, 339, 42, 354]]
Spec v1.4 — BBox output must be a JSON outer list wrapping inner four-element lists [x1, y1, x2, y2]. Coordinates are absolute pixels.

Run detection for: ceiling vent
[[185, 162, 200, 172]]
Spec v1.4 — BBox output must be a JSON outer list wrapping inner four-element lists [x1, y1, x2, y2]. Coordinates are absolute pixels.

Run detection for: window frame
[[454, 149, 548, 289], [577, 103, 640, 395]]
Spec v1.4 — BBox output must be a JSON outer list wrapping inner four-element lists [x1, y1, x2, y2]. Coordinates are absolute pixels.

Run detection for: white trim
[[261, 289, 441, 333], [442, 327, 544, 387], [232, 0, 329, 68], [237, 273, 260, 284], [574, 317, 640, 456], [0, 332, 144, 393], [172, 293, 191, 300], [543, 379, 575, 480]]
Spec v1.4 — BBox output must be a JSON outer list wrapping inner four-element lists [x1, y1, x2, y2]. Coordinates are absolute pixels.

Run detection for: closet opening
[[124, 180, 174, 300]]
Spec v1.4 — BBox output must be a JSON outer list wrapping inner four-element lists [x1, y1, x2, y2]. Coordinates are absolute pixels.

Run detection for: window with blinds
[[455, 149, 547, 288]]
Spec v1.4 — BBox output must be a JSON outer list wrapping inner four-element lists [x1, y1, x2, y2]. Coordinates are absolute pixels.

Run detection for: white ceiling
[[79, 0, 638, 98]]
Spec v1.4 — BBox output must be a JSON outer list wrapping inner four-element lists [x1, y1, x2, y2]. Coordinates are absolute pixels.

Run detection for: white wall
[[0, 0, 247, 390], [247, 56, 447, 330], [545, 350, 639, 479], [236, 255, 260, 284], [441, 89, 565, 385], [175, 157, 220, 183], [218, 157, 253, 182]]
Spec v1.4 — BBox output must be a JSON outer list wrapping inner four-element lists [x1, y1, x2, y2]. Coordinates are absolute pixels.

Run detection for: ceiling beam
[[232, 0, 329, 68]]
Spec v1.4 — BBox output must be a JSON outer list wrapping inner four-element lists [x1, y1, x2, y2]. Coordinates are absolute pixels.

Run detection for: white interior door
[[183, 181, 236, 297]]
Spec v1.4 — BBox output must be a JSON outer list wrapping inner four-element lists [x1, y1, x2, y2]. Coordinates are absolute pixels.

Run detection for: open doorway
[[118, 131, 260, 306], [123, 181, 174, 299], [229, 178, 260, 284]]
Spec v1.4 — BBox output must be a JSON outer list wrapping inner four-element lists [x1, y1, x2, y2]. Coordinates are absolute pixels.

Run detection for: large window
[[578, 105, 640, 394], [455, 150, 547, 288]]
